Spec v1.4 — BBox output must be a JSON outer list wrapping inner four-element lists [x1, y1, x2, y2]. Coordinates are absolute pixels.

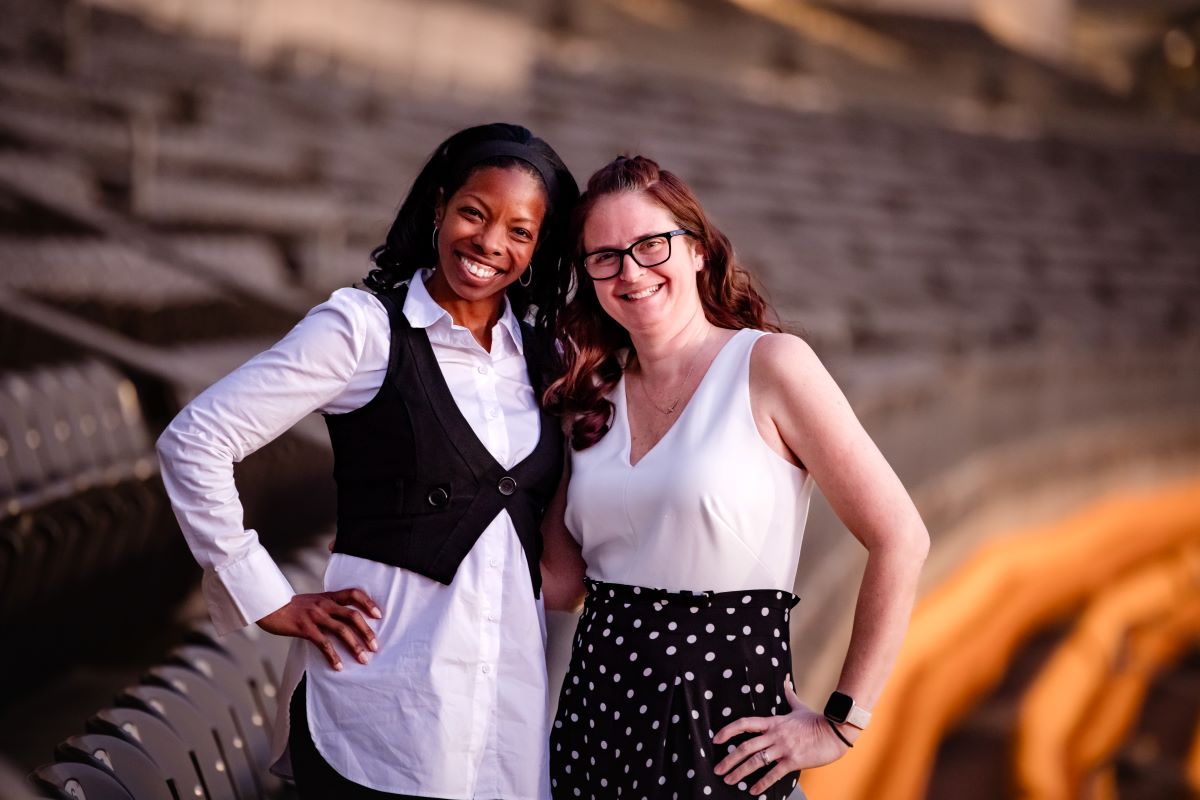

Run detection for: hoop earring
[[519, 263, 533, 288], [430, 225, 439, 253]]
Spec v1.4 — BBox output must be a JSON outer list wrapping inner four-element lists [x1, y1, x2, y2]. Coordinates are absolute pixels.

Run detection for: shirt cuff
[[202, 543, 296, 636]]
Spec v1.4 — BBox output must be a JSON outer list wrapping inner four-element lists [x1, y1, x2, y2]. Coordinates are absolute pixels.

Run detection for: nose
[[475, 222, 504, 256], [617, 252, 645, 282]]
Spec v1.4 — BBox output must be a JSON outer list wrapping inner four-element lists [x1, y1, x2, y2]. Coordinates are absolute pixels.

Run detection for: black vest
[[324, 287, 562, 596]]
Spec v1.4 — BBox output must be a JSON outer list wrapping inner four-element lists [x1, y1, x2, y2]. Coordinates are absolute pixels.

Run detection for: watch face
[[824, 692, 853, 723]]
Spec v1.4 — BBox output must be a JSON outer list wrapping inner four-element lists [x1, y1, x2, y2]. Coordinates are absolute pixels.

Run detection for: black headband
[[447, 140, 560, 204]]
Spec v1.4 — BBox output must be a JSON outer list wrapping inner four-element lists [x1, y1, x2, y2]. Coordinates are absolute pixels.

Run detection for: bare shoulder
[[750, 332, 826, 388], [749, 330, 850, 430]]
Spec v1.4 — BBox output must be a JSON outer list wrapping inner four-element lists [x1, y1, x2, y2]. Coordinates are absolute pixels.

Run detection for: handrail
[[800, 476, 1200, 800], [1014, 544, 1200, 799], [1188, 709, 1200, 793]]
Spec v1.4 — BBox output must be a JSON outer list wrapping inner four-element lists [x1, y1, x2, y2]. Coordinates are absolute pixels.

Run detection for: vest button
[[497, 476, 517, 496], [427, 486, 450, 507]]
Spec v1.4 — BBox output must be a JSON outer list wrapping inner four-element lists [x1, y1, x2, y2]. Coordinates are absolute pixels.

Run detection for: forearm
[[157, 414, 296, 632], [539, 452, 585, 612], [834, 519, 929, 720], [155, 294, 369, 630], [541, 557, 586, 612]]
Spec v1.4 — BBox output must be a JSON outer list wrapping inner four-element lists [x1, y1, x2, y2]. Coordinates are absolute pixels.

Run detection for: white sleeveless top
[[566, 329, 815, 593]]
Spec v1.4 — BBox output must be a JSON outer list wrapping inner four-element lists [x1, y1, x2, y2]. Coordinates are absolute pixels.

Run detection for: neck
[[628, 303, 715, 379], [423, 272, 505, 349]]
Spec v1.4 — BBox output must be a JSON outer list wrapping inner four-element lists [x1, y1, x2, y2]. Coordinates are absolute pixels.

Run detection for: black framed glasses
[[581, 229, 695, 280]]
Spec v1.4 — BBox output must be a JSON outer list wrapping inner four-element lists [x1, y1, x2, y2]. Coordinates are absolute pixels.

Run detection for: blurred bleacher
[[1, 0, 1198, 797]]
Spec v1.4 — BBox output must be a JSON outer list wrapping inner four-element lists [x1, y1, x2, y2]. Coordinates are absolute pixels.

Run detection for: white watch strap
[[845, 702, 872, 730]]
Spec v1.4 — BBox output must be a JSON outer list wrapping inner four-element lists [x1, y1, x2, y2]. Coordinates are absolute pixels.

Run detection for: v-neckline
[[621, 329, 747, 469], [398, 299, 548, 476]]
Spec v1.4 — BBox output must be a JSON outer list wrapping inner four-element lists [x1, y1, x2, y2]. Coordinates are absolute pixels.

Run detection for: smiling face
[[582, 191, 705, 339], [427, 165, 547, 310]]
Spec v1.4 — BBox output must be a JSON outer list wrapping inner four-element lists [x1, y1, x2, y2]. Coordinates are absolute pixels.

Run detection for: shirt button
[[486, 408, 498, 420], [489, 558, 499, 568], [488, 613, 498, 622], [477, 365, 489, 375], [481, 664, 491, 674]]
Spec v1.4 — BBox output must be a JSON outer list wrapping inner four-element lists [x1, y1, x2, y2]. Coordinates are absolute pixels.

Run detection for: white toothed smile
[[460, 255, 499, 279], [623, 285, 662, 301]]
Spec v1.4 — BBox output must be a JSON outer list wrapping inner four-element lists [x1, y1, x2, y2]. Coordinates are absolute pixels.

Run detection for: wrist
[[823, 690, 872, 732]]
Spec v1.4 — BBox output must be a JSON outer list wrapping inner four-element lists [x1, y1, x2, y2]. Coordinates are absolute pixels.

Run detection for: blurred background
[[1, 0, 1198, 798]]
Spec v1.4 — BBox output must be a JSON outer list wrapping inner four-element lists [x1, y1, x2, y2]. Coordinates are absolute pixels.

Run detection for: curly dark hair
[[363, 123, 579, 338]]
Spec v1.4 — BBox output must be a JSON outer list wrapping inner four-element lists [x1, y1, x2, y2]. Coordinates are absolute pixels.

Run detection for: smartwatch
[[824, 691, 871, 730]]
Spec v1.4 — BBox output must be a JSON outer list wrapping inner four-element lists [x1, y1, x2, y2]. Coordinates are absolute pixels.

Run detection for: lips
[[621, 284, 662, 301], [457, 254, 503, 280]]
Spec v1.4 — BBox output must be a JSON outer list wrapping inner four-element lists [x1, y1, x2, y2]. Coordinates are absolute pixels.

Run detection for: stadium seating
[[0, 360, 164, 622], [165, 646, 282, 796], [141, 667, 263, 800], [14, 539, 332, 799], [31, 761, 134, 799], [56, 734, 175, 800], [88, 707, 211, 800], [0, 0, 1196, 796], [116, 685, 241, 799]]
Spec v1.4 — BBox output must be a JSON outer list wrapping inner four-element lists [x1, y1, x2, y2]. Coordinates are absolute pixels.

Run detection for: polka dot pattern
[[550, 579, 800, 798]]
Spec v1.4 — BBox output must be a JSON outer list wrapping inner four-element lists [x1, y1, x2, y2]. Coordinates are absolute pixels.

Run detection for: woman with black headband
[[157, 123, 579, 799]]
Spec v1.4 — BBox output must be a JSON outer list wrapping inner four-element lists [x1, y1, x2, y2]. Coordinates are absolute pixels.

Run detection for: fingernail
[[334, 662, 343, 671], [369, 639, 379, 652], [357, 652, 369, 665], [371, 608, 382, 619]]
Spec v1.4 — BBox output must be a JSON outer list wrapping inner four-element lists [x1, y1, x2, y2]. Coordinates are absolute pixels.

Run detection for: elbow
[[548, 587, 586, 614], [541, 584, 566, 612], [155, 422, 180, 465], [542, 589, 567, 613], [156, 405, 195, 465], [868, 514, 930, 573], [898, 516, 931, 570], [541, 564, 586, 613], [155, 407, 208, 475]]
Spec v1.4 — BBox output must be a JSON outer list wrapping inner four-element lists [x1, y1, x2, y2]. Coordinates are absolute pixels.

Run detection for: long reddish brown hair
[[545, 155, 780, 450]]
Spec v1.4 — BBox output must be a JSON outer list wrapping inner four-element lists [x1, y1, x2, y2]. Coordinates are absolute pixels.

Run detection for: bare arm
[[540, 454, 587, 612], [715, 332, 929, 791], [761, 333, 928, 714]]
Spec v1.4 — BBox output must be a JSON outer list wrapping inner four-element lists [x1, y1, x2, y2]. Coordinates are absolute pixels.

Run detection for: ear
[[433, 187, 445, 227], [689, 239, 706, 273]]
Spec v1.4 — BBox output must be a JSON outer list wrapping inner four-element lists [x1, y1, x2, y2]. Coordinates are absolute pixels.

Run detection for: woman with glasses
[[157, 123, 578, 799], [540, 155, 928, 798]]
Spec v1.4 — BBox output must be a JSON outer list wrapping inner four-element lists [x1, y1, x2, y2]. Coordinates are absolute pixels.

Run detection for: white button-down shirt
[[157, 272, 551, 798]]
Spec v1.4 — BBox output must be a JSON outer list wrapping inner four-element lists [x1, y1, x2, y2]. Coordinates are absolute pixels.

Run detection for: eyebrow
[[459, 193, 540, 226], [586, 230, 668, 252]]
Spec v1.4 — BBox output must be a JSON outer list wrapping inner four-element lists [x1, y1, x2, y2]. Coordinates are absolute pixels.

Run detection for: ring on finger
[[759, 749, 772, 766]]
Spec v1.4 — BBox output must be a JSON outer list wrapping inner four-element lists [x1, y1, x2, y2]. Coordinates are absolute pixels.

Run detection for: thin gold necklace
[[636, 328, 711, 416]]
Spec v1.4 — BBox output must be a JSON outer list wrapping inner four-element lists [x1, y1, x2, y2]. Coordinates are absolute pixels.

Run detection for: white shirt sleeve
[[156, 287, 387, 634]]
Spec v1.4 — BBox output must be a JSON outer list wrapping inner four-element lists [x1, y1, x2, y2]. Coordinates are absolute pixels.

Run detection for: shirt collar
[[402, 268, 525, 355]]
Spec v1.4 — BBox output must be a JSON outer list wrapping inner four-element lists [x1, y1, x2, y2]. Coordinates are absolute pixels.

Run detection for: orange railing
[[801, 476, 1200, 800], [1189, 711, 1200, 794], [1015, 544, 1200, 798]]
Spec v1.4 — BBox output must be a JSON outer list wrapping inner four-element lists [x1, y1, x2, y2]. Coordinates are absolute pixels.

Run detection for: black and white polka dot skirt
[[550, 578, 801, 799]]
